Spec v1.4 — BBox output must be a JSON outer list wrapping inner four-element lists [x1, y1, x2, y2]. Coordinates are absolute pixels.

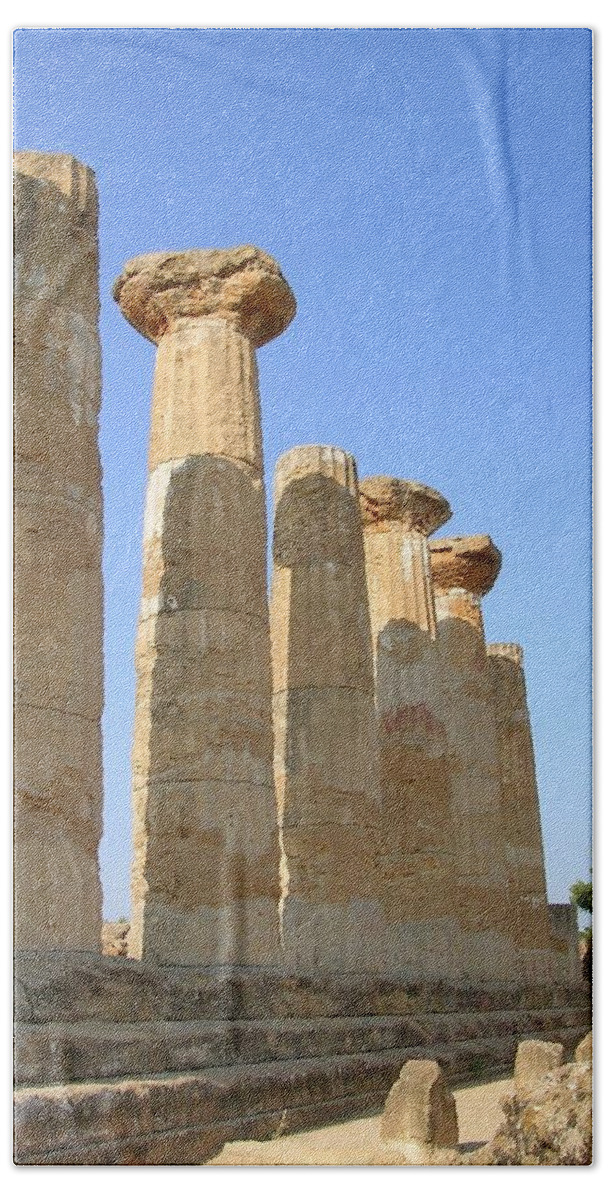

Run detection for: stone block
[[574, 1031, 592, 1063], [514, 1038, 564, 1095], [381, 1059, 458, 1146]]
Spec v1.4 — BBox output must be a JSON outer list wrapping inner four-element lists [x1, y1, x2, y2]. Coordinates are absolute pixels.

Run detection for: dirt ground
[[209, 1074, 512, 1166]]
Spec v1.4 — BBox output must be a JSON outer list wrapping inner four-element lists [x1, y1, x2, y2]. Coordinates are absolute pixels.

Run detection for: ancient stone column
[[429, 535, 518, 979], [487, 643, 556, 979], [270, 446, 387, 972], [113, 246, 295, 965], [14, 152, 104, 950], [359, 476, 461, 977]]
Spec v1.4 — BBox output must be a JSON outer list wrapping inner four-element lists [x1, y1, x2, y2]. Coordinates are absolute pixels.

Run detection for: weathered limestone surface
[[113, 246, 296, 966], [359, 476, 461, 977], [478, 1057, 592, 1166], [513, 1038, 564, 1097], [381, 1059, 458, 1147], [574, 1031, 592, 1063], [270, 446, 388, 972], [426, 1040, 592, 1165], [487, 643, 557, 979], [429, 536, 518, 980], [14, 152, 103, 951]]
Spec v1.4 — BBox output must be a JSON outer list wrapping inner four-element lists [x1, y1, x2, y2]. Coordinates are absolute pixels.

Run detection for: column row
[[14, 171, 567, 984]]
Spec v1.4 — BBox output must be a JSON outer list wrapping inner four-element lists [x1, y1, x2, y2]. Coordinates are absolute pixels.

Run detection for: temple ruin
[[13, 152, 589, 1165]]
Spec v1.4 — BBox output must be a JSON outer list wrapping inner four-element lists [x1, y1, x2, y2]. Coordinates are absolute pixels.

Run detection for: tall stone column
[[359, 477, 462, 978], [14, 152, 103, 950], [429, 535, 518, 980], [113, 246, 295, 966], [487, 643, 556, 979], [270, 446, 387, 973]]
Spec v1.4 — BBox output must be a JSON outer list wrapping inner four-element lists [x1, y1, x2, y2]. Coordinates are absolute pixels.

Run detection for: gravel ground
[[208, 1074, 513, 1166]]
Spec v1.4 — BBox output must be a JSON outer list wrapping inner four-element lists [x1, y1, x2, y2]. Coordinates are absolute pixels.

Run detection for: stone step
[[15, 950, 588, 1024], [14, 1028, 590, 1165], [15, 1008, 590, 1087]]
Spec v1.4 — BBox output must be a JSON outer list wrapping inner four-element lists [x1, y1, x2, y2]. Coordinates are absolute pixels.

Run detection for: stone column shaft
[[430, 535, 518, 980], [14, 152, 103, 950], [271, 446, 387, 973], [487, 643, 556, 979], [114, 246, 295, 966], [149, 317, 262, 470], [360, 476, 461, 977]]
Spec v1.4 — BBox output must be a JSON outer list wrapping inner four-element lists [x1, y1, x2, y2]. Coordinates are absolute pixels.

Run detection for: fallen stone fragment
[[381, 1059, 458, 1148], [466, 1060, 592, 1166]]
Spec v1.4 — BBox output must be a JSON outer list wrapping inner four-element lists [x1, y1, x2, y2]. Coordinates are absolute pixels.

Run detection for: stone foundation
[[14, 951, 590, 1164]]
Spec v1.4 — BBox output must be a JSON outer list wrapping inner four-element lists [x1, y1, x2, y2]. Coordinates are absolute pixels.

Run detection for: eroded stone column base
[[135, 897, 281, 968]]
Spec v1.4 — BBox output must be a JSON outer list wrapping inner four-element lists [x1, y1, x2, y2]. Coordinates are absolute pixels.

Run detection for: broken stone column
[[270, 446, 387, 972], [359, 476, 461, 977], [113, 246, 295, 965], [429, 535, 517, 980], [14, 152, 104, 951], [381, 1060, 458, 1148], [487, 643, 555, 979]]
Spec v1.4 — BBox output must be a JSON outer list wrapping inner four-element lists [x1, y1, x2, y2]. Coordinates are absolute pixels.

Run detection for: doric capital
[[429, 534, 502, 596], [487, 642, 524, 667], [359, 475, 451, 535], [113, 245, 296, 347]]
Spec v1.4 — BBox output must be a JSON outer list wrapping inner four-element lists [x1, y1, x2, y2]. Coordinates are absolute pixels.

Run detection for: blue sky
[[14, 28, 592, 918]]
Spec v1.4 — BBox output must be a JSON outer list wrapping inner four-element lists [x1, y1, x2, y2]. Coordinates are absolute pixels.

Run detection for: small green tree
[[570, 879, 592, 915], [570, 879, 592, 985]]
